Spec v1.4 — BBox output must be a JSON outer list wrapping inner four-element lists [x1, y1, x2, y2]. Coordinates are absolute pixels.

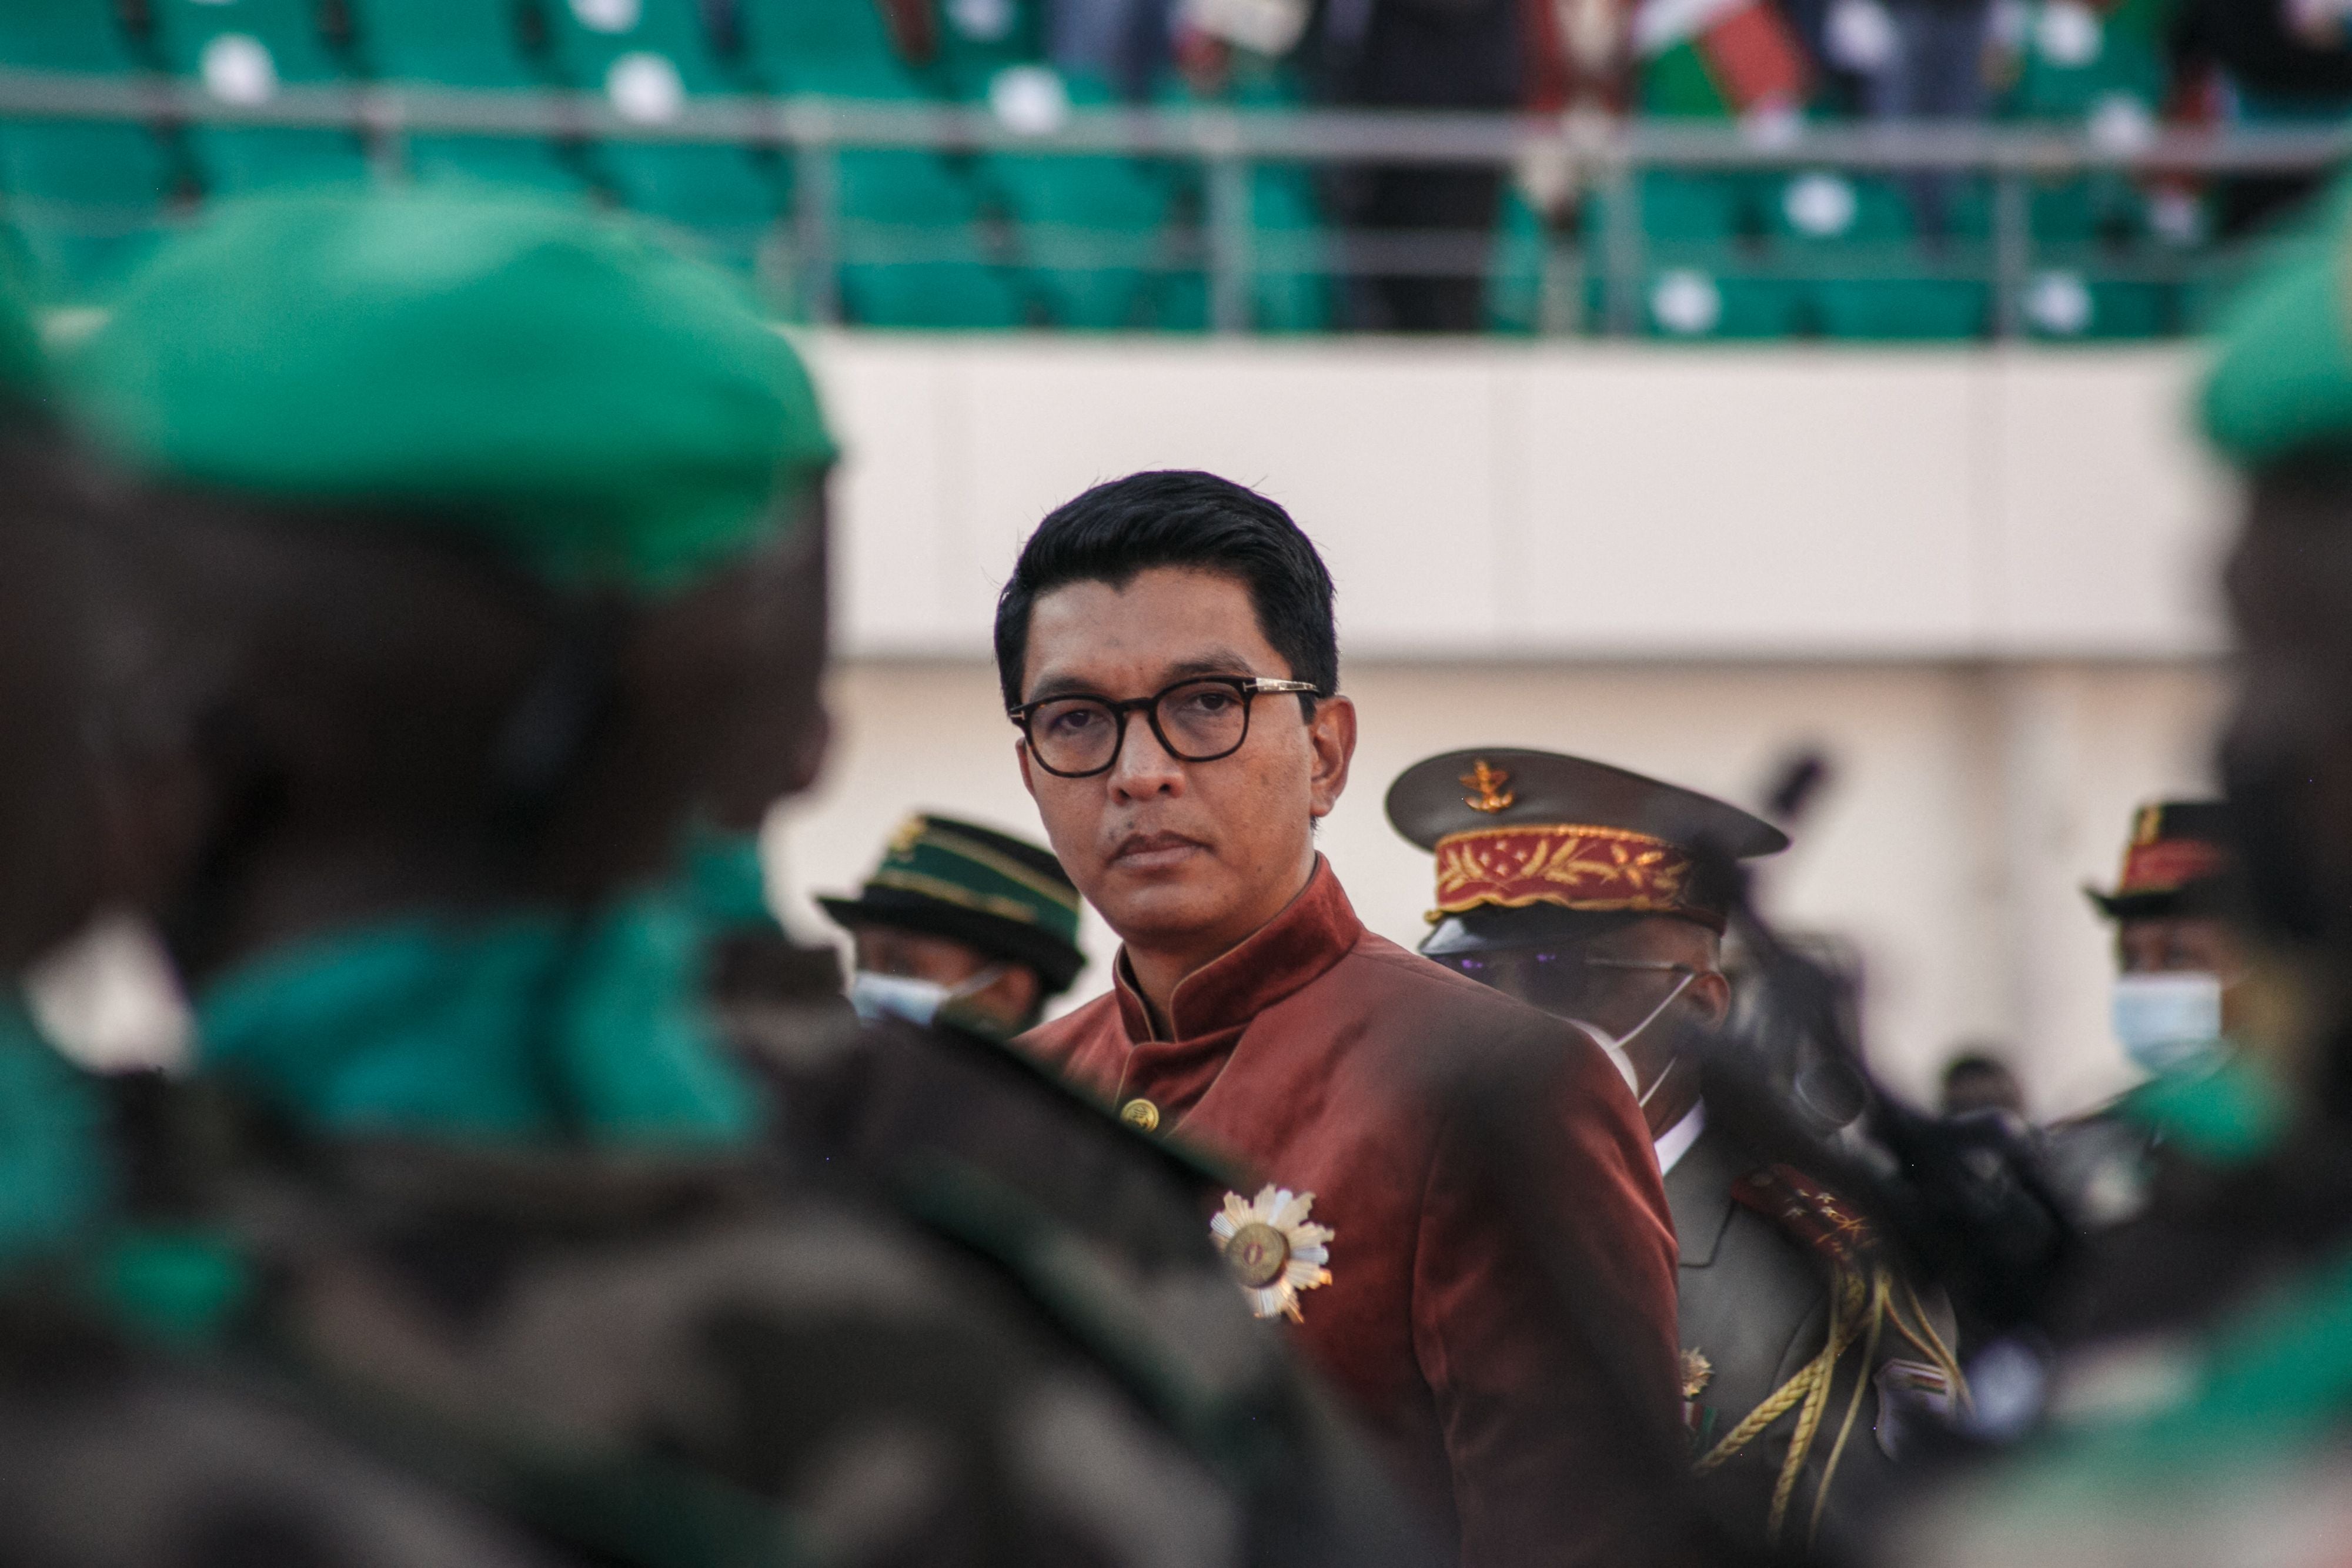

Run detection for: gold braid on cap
[[1428, 823, 1698, 924]]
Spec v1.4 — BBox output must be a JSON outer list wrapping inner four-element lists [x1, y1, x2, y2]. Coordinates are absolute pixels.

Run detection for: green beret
[[2203, 188, 2352, 469], [67, 190, 834, 593]]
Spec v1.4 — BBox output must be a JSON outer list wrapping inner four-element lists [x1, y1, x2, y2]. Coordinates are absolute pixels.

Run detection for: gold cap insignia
[[1461, 760, 1516, 814]]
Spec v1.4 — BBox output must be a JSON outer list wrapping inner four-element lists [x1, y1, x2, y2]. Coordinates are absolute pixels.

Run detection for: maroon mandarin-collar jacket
[[1017, 859, 1685, 1567]]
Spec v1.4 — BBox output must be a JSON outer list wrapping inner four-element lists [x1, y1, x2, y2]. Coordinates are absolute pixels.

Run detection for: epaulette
[[1730, 1163, 1885, 1273]]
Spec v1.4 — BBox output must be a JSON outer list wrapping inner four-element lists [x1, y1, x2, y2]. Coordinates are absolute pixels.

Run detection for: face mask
[[2110, 971, 2226, 1076], [848, 965, 1008, 1028], [1578, 969, 1697, 1108]]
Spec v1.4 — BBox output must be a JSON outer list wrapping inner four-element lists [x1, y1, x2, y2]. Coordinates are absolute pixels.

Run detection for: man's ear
[[1306, 695, 1357, 820], [1016, 740, 1037, 801], [1688, 969, 1732, 1028]]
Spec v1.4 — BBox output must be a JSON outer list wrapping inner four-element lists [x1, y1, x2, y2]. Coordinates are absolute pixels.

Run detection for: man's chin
[[1093, 878, 1227, 948]]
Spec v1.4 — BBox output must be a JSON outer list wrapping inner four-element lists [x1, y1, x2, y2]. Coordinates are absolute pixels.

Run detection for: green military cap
[[820, 814, 1087, 995], [2203, 189, 2352, 467], [66, 190, 834, 594], [1385, 748, 1786, 953]]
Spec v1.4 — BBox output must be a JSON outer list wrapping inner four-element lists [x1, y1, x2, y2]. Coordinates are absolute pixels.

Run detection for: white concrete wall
[[806, 333, 2239, 660], [769, 335, 2243, 1121]]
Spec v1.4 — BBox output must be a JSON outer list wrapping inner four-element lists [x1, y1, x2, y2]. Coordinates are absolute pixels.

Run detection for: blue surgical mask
[[848, 965, 1008, 1029], [2110, 971, 2226, 1077]]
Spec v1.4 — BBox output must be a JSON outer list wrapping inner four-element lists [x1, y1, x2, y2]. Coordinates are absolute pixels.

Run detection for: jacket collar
[[1663, 1106, 1743, 1268], [1112, 857, 1362, 1043]]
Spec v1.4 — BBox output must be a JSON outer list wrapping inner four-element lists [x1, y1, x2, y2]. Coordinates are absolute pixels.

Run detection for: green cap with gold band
[[65, 189, 834, 594], [820, 814, 1087, 995]]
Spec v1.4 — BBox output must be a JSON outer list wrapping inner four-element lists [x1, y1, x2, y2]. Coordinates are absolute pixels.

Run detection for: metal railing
[[2, 65, 2346, 336]]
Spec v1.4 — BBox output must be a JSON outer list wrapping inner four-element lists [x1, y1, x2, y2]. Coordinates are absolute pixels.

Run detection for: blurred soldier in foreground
[[1886, 191, 2352, 1568], [35, 190, 1424, 1567], [1388, 748, 1962, 1552], [1004, 473, 1689, 1566], [0, 238, 586, 1568], [821, 812, 1087, 1035]]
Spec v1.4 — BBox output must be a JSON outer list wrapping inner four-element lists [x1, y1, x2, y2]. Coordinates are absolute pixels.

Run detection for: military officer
[[2090, 800, 2245, 1078], [1387, 747, 1963, 1550], [820, 811, 1087, 1035], [34, 189, 1428, 1568], [2045, 801, 2249, 1232]]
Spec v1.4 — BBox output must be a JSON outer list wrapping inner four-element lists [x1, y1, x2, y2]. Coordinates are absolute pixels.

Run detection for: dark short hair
[[993, 470, 1338, 710]]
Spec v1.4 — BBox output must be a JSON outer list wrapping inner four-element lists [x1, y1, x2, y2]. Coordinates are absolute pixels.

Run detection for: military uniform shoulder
[[1730, 1161, 1889, 1273]]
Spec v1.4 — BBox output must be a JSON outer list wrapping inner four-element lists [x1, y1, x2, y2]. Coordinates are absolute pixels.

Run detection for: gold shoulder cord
[[1691, 1263, 1968, 1547]]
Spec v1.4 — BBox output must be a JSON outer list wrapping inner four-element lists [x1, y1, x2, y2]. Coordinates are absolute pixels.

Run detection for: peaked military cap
[[821, 814, 1087, 994], [1386, 748, 1787, 948], [2086, 800, 2235, 922], [66, 189, 834, 594]]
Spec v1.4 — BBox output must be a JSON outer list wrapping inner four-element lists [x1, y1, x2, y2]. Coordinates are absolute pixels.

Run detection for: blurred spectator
[[2172, 0, 2352, 234], [1050, 0, 1177, 97], [1940, 1048, 2028, 1118], [1855, 0, 1996, 121], [1309, 0, 1525, 332]]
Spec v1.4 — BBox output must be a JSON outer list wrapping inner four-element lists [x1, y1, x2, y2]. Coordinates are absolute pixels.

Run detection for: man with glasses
[[1004, 472, 1687, 1567], [1387, 747, 1962, 1550]]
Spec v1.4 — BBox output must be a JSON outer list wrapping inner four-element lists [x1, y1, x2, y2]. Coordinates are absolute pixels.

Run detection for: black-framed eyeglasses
[[1009, 676, 1321, 778]]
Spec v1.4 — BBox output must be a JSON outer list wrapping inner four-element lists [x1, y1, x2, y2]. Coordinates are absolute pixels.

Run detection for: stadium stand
[[0, 0, 2321, 335]]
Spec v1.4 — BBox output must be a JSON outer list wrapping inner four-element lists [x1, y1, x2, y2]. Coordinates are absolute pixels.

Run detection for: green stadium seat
[[2005, 1, 2165, 122], [341, 0, 585, 196], [2022, 269, 2170, 340], [597, 143, 786, 237], [1486, 186, 1547, 335], [150, 0, 369, 194], [834, 148, 1025, 327], [983, 71, 1178, 328], [543, 0, 730, 95], [1759, 172, 1987, 340], [934, 0, 1043, 102], [346, 0, 543, 88], [150, 0, 347, 85], [1766, 170, 1910, 245], [0, 1, 146, 72], [1812, 276, 1990, 340], [1249, 163, 1329, 333], [1636, 172, 1748, 241], [734, 0, 939, 95], [1642, 264, 1803, 340], [535, 1, 789, 255]]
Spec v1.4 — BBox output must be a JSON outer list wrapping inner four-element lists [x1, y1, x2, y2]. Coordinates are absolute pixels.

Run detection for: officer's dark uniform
[[1386, 747, 1963, 1550]]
